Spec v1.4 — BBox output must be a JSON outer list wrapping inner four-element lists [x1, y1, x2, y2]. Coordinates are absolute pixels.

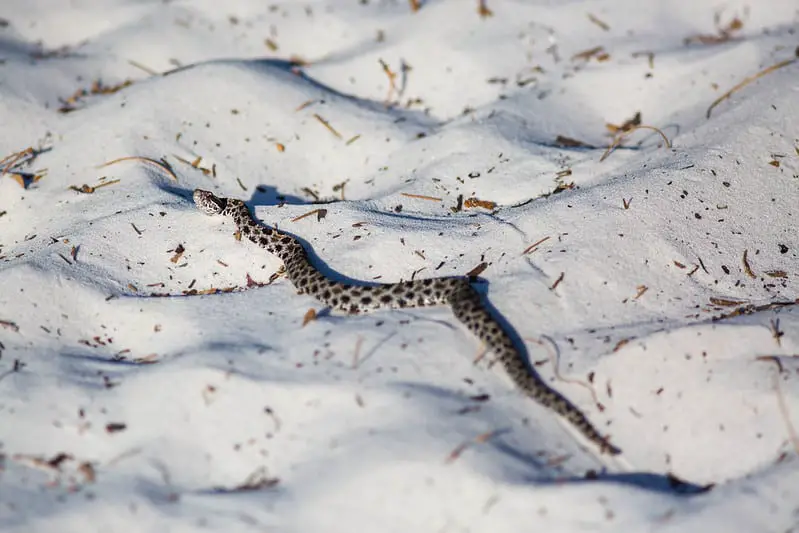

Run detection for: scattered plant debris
[[68, 178, 120, 194], [58, 79, 134, 113]]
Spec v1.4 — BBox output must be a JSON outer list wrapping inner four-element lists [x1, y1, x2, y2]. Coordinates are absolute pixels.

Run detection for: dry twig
[[600, 125, 671, 162], [706, 51, 798, 118], [400, 192, 442, 202], [98, 156, 178, 181]]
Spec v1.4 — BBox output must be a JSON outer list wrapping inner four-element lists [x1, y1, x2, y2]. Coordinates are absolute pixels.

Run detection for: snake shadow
[[392, 383, 711, 495]]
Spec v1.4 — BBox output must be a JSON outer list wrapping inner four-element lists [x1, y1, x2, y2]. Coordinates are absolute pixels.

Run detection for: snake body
[[193, 189, 620, 455]]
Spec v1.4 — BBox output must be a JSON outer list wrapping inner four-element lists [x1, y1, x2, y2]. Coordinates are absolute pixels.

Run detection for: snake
[[193, 189, 620, 455]]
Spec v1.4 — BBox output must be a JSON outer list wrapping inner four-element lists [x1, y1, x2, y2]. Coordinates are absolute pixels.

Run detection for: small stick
[[742, 249, 756, 278], [313, 114, 342, 139], [706, 53, 798, 118], [379, 59, 398, 103], [600, 125, 672, 162], [550, 272, 565, 291], [98, 156, 178, 181], [521, 236, 551, 255], [400, 192, 442, 201], [291, 209, 327, 223], [127, 59, 159, 76], [295, 100, 315, 112], [587, 13, 610, 31]]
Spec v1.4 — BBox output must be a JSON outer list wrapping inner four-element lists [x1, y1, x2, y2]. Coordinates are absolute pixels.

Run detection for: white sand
[[1, 1, 798, 531]]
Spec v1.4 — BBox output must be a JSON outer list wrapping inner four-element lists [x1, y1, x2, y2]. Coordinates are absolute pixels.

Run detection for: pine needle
[[600, 125, 672, 162], [706, 52, 798, 119], [98, 156, 178, 181]]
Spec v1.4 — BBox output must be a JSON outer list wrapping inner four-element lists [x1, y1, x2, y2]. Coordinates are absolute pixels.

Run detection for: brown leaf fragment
[[169, 244, 185, 264], [105, 422, 127, 433], [245, 273, 264, 288], [275, 143, 285, 152], [467, 262, 488, 278], [463, 197, 496, 210], [684, 16, 743, 46], [302, 308, 317, 327], [765, 270, 787, 278], [0, 319, 19, 332], [46, 453, 73, 469], [8, 173, 43, 188], [477, 0, 493, 17], [606, 111, 642, 135], [612, 338, 632, 352], [78, 462, 96, 483]]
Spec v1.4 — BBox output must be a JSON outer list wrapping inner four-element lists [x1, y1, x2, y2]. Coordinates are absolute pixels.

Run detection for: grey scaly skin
[[193, 189, 620, 455]]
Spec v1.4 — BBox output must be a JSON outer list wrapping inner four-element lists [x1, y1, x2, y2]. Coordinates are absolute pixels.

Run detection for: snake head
[[193, 189, 227, 215]]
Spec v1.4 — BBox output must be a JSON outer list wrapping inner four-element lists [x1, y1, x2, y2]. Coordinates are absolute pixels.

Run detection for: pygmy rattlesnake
[[193, 188, 620, 455]]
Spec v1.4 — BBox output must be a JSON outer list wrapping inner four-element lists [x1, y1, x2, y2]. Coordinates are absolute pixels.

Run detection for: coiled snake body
[[193, 189, 619, 455]]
